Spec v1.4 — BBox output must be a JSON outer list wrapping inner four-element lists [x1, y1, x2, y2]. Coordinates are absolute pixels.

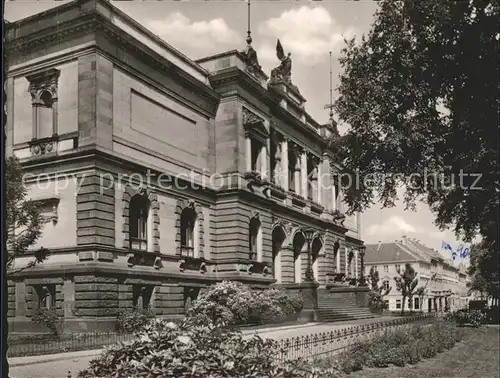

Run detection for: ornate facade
[[6, 0, 368, 332]]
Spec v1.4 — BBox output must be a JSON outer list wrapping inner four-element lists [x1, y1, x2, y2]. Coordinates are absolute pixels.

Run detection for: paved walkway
[[8, 316, 395, 378]]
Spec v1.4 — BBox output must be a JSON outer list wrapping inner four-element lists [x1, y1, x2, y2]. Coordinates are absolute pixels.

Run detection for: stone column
[[316, 160, 322, 204], [293, 147, 301, 194], [331, 179, 337, 211], [52, 98, 59, 135], [261, 144, 268, 179], [245, 135, 252, 172], [62, 278, 75, 318], [282, 139, 289, 191], [15, 281, 27, 317], [273, 138, 282, 186], [301, 151, 308, 199]]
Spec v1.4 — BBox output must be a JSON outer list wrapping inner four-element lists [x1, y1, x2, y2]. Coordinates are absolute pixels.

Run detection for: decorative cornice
[[6, 13, 220, 110]]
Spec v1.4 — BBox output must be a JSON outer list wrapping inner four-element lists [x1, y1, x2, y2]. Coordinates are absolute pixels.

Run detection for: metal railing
[[8, 313, 437, 359], [277, 313, 437, 361], [7, 332, 135, 358]]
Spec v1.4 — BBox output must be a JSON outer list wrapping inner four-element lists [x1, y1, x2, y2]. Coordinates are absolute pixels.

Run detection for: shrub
[[116, 308, 156, 334], [187, 281, 303, 326], [368, 290, 388, 313], [77, 318, 339, 378], [31, 308, 64, 337], [332, 321, 464, 373], [445, 309, 486, 327]]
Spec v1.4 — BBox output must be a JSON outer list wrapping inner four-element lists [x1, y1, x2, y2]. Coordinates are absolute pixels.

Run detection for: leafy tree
[[394, 263, 419, 314], [6, 156, 48, 274], [468, 242, 499, 302], [368, 266, 392, 296], [333, 1, 499, 276], [367, 266, 392, 312]]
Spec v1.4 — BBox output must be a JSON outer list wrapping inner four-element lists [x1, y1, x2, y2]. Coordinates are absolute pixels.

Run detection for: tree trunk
[[401, 296, 406, 314]]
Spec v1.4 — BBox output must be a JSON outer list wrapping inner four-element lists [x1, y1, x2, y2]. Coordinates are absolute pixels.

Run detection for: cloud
[[146, 13, 241, 53], [366, 216, 419, 237], [258, 6, 359, 64]]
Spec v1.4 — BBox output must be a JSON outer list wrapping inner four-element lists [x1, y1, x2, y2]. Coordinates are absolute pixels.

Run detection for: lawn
[[347, 325, 500, 378]]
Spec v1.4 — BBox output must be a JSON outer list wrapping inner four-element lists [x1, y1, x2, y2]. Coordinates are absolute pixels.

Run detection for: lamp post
[[359, 245, 366, 284], [303, 228, 316, 282]]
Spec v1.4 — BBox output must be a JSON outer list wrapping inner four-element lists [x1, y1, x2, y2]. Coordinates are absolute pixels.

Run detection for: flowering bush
[[116, 308, 156, 334], [31, 308, 64, 336], [445, 309, 486, 327], [77, 318, 340, 378], [332, 321, 464, 373], [186, 281, 303, 326]]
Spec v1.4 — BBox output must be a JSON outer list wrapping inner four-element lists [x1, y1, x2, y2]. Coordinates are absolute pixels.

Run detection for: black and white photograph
[[3, 0, 499, 377]]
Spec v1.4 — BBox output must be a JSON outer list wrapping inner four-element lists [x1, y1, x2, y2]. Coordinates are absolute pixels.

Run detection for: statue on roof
[[242, 43, 261, 74], [270, 39, 292, 84]]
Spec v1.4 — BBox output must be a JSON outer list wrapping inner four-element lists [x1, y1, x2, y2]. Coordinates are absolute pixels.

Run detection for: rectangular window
[[384, 300, 389, 308], [251, 140, 260, 172], [133, 285, 154, 311], [395, 264, 401, 273], [384, 265, 389, 272], [396, 299, 402, 309], [414, 298, 420, 310]]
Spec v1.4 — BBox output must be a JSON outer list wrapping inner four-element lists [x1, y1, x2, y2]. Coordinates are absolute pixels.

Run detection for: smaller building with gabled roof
[[365, 236, 470, 312]]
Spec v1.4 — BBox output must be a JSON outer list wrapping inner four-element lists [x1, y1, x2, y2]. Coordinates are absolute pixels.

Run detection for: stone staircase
[[317, 287, 379, 322]]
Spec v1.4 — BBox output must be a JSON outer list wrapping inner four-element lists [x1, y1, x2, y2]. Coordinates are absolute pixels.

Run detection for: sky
[[5, 0, 475, 262]]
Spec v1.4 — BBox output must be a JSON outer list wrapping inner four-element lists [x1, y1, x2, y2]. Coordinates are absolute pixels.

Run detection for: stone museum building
[[5, 0, 370, 331]]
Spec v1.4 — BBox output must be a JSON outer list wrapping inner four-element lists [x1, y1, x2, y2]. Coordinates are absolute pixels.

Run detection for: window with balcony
[[129, 195, 149, 251]]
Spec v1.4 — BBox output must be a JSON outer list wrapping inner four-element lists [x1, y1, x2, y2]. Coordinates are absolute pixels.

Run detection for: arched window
[[293, 233, 305, 283], [180, 208, 197, 257], [249, 217, 261, 261], [38, 91, 54, 139], [129, 195, 149, 251]]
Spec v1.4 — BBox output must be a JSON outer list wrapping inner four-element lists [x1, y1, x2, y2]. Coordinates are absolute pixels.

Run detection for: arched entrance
[[272, 226, 286, 283], [293, 232, 306, 283], [311, 237, 323, 282]]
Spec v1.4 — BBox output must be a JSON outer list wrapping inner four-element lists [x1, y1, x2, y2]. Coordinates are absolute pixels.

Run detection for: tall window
[[129, 195, 149, 251], [383, 265, 389, 272], [395, 264, 401, 273], [396, 299, 402, 309], [249, 217, 261, 260], [414, 298, 420, 310], [251, 140, 261, 172], [382, 280, 390, 292], [27, 69, 60, 140], [180, 208, 197, 257]]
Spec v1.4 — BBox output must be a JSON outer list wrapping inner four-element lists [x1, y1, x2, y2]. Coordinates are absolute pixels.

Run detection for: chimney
[[377, 241, 382, 252], [401, 235, 407, 245]]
